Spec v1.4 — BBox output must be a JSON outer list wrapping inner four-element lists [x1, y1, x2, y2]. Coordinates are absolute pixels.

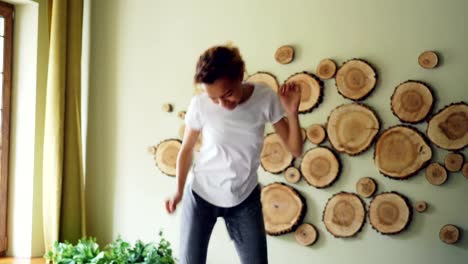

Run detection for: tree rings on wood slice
[[427, 102, 468, 150], [414, 201, 428, 213], [285, 167, 302, 184], [335, 59, 377, 100], [285, 72, 323, 114], [323, 192, 366, 238], [300, 147, 340, 188], [154, 139, 182, 176], [295, 223, 318, 246], [440, 224, 461, 244], [418, 51, 439, 69], [261, 133, 294, 174], [444, 152, 464, 172], [261, 182, 306, 236], [327, 103, 380, 155], [316, 59, 337, 80], [356, 177, 377, 198], [369, 192, 412, 235], [306, 124, 326, 145], [374, 125, 432, 179], [179, 124, 202, 151], [463, 163, 468, 179], [425, 163, 448, 186], [391, 81, 434, 123], [275, 45, 294, 64], [246, 72, 280, 93], [162, 103, 173, 112]]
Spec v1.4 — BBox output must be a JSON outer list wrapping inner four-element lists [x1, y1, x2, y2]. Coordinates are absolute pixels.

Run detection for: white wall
[[86, 0, 468, 263]]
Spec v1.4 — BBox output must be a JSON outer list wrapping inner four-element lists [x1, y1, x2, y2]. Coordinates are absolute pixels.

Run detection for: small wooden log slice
[[374, 126, 432, 179], [327, 103, 380, 155], [162, 103, 173, 112], [418, 51, 439, 69], [316, 59, 337, 80], [261, 133, 294, 174], [177, 111, 186, 120], [294, 223, 318, 246], [179, 124, 202, 151], [463, 163, 468, 179], [391, 81, 434, 123], [369, 192, 412, 235], [444, 152, 464, 172], [261, 182, 306, 236], [356, 177, 377, 198], [246, 72, 280, 93], [306, 124, 326, 145], [285, 167, 302, 184], [285, 72, 323, 114], [427, 102, 468, 150], [300, 147, 340, 188], [154, 139, 182, 176], [440, 224, 461, 244], [414, 201, 428, 213], [425, 163, 448, 186], [275, 45, 294, 64], [335, 59, 377, 100], [323, 192, 366, 238]]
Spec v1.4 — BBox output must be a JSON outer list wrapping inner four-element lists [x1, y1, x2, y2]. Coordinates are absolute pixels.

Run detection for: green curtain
[[43, 0, 86, 250]]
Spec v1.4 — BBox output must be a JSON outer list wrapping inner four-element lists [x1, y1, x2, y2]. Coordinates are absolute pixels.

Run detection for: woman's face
[[203, 77, 243, 110]]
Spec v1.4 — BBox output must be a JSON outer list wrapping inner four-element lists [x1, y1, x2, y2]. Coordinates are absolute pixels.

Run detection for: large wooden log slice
[[335, 59, 377, 100], [154, 139, 182, 176], [327, 103, 380, 155], [285, 72, 323, 114], [427, 102, 468, 150], [369, 192, 412, 235], [323, 192, 366, 238], [246, 71, 280, 93], [261, 133, 294, 174], [374, 125, 432, 179], [391, 80, 434, 123], [261, 182, 306, 236], [300, 147, 340, 188]]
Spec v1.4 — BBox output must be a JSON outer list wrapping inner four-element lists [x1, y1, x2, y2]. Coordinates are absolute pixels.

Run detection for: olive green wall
[[86, 0, 468, 263]]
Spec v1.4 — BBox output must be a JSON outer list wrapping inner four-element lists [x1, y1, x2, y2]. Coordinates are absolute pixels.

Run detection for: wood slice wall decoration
[[414, 201, 428, 213], [154, 139, 182, 176], [463, 163, 468, 179], [335, 59, 377, 100], [391, 80, 434, 123], [285, 72, 323, 114], [275, 45, 295, 64], [369, 192, 412, 235], [316, 58, 337, 80], [327, 103, 380, 155], [418, 51, 439, 69], [427, 102, 468, 150], [285, 166, 302, 184], [306, 124, 326, 145], [444, 152, 464, 172], [425, 163, 448, 186], [356, 177, 377, 198], [439, 224, 461, 244], [300, 147, 340, 188], [261, 133, 294, 174], [323, 192, 366, 238], [246, 72, 280, 93], [295, 223, 318, 246], [374, 125, 432, 179], [261, 182, 306, 236]]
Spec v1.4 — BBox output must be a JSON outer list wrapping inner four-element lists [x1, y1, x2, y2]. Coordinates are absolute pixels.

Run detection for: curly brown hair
[[194, 44, 245, 84]]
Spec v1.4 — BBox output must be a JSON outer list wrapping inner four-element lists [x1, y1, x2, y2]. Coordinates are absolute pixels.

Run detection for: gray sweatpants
[[179, 183, 268, 264]]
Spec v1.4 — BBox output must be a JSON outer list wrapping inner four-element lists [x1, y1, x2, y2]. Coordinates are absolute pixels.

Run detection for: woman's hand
[[165, 191, 183, 214], [278, 82, 301, 115]]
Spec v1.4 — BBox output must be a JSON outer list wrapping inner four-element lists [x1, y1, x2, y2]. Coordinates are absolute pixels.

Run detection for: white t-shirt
[[184, 82, 285, 207]]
